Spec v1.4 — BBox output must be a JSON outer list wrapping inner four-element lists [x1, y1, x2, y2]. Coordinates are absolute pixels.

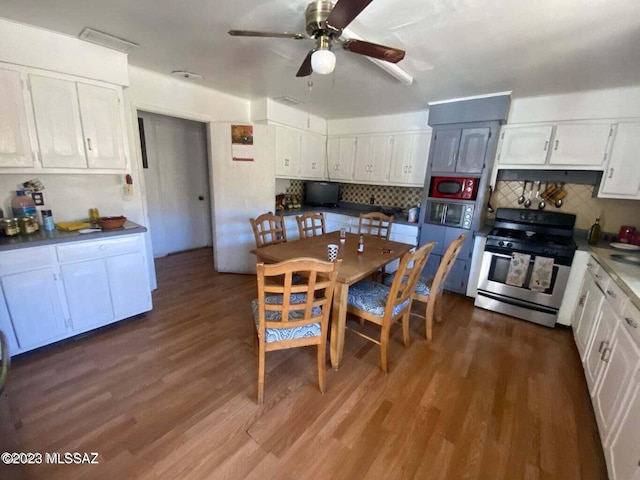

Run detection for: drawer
[[56, 235, 142, 263], [621, 302, 640, 349], [603, 279, 628, 317], [585, 257, 601, 277], [592, 266, 610, 292], [0, 246, 54, 275], [391, 223, 419, 238]]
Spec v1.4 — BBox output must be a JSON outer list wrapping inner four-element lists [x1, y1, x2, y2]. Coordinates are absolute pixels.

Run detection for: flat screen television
[[304, 181, 340, 207]]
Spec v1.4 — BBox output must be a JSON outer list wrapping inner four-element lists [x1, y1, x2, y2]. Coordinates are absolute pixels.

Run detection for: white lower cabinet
[[573, 271, 606, 360], [606, 376, 640, 480], [324, 213, 355, 234], [0, 233, 152, 356]]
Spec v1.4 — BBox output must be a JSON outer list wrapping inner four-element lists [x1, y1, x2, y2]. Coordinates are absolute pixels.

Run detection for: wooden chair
[[252, 257, 340, 404], [296, 212, 326, 239], [385, 233, 466, 341], [345, 241, 435, 372], [358, 212, 393, 240], [250, 212, 287, 248]]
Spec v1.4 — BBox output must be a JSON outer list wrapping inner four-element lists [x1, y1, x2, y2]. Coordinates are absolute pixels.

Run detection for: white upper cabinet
[[299, 131, 326, 179], [30, 75, 87, 168], [387, 133, 430, 186], [327, 136, 356, 181], [497, 125, 553, 165], [77, 83, 126, 169], [29, 74, 127, 171], [0, 68, 33, 168], [353, 135, 392, 183], [274, 126, 301, 178], [495, 122, 613, 169], [598, 122, 640, 199], [550, 123, 613, 166]]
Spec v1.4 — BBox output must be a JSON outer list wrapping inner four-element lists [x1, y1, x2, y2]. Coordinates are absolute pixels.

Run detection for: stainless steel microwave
[[425, 201, 474, 229]]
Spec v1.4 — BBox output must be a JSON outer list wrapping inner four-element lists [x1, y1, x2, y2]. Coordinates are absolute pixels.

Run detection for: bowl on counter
[[98, 216, 126, 229]]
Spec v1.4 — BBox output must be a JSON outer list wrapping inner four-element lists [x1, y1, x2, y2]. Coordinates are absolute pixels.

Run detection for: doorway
[[138, 111, 212, 258]]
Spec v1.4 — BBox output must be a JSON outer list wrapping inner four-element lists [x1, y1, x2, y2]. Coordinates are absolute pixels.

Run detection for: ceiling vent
[[79, 27, 139, 54], [273, 96, 303, 106]]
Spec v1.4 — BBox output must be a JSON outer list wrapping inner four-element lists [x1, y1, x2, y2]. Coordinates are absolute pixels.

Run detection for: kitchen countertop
[[277, 203, 420, 226], [589, 245, 640, 311], [0, 220, 147, 252]]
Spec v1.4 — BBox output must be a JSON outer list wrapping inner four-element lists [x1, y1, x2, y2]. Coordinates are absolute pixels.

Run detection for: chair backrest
[[250, 212, 287, 247], [432, 234, 467, 293], [255, 258, 340, 334], [385, 242, 436, 317], [296, 212, 326, 239], [358, 212, 394, 240]]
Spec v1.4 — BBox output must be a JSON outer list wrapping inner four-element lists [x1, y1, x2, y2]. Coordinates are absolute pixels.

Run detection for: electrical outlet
[[123, 184, 134, 196]]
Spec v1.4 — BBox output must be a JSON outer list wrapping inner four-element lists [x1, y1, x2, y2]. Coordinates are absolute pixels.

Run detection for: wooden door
[[139, 111, 212, 257]]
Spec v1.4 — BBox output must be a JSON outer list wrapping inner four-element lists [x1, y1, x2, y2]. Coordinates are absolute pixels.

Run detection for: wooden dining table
[[252, 231, 414, 369]]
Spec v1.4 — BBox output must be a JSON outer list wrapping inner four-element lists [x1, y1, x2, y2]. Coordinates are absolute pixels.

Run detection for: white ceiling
[[1, 0, 639, 119]]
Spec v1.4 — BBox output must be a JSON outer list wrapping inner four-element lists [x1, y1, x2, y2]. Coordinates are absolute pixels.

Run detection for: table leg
[[330, 282, 348, 370]]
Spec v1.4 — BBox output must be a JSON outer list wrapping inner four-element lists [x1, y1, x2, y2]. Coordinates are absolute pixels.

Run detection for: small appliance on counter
[[618, 225, 636, 244]]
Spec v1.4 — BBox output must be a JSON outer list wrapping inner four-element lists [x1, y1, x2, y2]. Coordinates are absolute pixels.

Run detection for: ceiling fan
[[228, 0, 406, 77]]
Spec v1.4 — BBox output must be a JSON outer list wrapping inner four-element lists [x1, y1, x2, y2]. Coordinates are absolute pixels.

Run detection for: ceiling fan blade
[[296, 51, 313, 77], [342, 39, 405, 63], [228, 30, 306, 40], [326, 0, 374, 30]]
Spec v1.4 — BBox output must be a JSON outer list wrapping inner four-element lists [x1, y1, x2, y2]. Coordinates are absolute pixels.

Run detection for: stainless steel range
[[475, 208, 577, 327]]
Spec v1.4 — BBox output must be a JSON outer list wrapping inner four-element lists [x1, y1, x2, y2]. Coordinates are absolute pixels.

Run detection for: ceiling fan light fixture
[[311, 49, 336, 74]]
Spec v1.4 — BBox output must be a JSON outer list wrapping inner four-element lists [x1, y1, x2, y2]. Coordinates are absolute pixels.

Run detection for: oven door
[[477, 250, 570, 308]]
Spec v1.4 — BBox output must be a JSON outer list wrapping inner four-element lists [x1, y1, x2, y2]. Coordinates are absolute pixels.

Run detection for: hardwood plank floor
[[1, 248, 608, 479]]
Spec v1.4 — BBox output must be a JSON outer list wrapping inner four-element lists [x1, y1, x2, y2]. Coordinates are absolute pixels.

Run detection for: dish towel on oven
[[506, 253, 531, 287], [529, 256, 554, 292]]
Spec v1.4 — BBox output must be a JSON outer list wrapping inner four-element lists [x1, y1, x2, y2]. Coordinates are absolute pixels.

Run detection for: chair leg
[[425, 300, 434, 342], [379, 323, 390, 373], [257, 340, 265, 405], [317, 339, 326, 394], [402, 312, 410, 348], [435, 293, 444, 323]]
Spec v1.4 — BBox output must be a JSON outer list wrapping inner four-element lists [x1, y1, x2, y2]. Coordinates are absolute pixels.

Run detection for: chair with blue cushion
[[345, 241, 435, 372], [384, 233, 466, 341], [252, 257, 340, 404]]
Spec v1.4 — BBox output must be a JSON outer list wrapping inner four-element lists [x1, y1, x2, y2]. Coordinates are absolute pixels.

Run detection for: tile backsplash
[[490, 181, 640, 232], [281, 180, 422, 210]]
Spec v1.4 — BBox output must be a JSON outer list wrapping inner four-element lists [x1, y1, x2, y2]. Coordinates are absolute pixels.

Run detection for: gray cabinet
[[430, 126, 490, 174], [419, 224, 473, 294]]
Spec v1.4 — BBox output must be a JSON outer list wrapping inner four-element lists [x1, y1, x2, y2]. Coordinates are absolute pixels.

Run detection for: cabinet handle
[[598, 340, 609, 354], [606, 290, 617, 298], [554, 140, 559, 150], [87, 138, 93, 151], [608, 168, 614, 179], [601, 346, 612, 363], [578, 295, 586, 307], [595, 274, 603, 280], [408, 165, 412, 173], [543, 140, 549, 151], [625, 317, 638, 328]]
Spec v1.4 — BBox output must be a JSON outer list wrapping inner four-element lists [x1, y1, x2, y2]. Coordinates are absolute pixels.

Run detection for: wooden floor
[[1, 248, 608, 480]]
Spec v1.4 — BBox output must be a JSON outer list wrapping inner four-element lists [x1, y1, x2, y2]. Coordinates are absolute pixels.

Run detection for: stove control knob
[[498, 241, 504, 247], [507, 242, 513, 248]]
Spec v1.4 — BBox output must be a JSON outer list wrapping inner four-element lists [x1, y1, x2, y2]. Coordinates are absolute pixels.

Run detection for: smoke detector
[[171, 71, 204, 80]]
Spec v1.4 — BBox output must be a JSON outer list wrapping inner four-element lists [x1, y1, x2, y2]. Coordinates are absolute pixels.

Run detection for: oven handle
[[440, 204, 448, 224], [477, 290, 558, 315]]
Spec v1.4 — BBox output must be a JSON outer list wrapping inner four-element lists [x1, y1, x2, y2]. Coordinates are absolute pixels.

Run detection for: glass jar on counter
[[18, 215, 39, 234], [0, 218, 20, 236]]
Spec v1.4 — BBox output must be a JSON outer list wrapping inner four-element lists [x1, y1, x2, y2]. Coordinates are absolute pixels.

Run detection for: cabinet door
[[0, 68, 33, 168], [368, 136, 393, 183], [407, 133, 430, 185], [457, 128, 489, 173], [431, 128, 460, 172], [353, 136, 374, 182], [299, 132, 325, 179], [1, 268, 67, 350], [327, 136, 356, 181], [606, 379, 640, 480], [61, 260, 114, 332], [77, 83, 126, 170], [497, 125, 553, 165], [388, 134, 414, 183], [599, 122, 640, 198], [584, 301, 614, 392], [575, 276, 606, 360], [30, 75, 86, 168], [549, 123, 612, 166], [275, 126, 300, 177], [0, 287, 19, 354], [595, 324, 640, 446], [107, 252, 152, 320]]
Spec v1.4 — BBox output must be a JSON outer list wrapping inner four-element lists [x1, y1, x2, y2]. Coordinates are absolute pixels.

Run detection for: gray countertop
[[589, 245, 640, 310], [0, 221, 147, 252]]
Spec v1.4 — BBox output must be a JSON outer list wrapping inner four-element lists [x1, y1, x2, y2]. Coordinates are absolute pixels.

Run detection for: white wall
[[328, 110, 430, 136], [0, 18, 128, 86], [252, 98, 326, 134]]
